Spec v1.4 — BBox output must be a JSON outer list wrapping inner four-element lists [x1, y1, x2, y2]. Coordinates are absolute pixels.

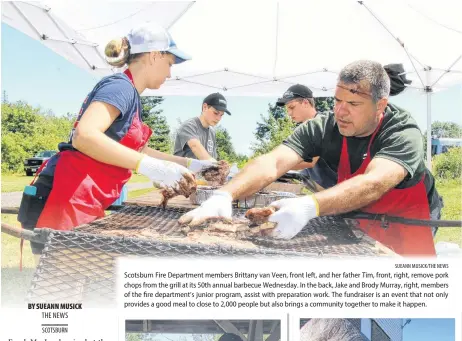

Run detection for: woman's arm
[[142, 146, 189, 167], [72, 101, 143, 169]]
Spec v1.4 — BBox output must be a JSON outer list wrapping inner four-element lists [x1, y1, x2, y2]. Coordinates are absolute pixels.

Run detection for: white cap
[[127, 22, 191, 64]]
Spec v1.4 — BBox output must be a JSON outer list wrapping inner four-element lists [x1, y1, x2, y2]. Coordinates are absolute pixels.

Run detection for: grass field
[[1, 173, 150, 193], [434, 179, 462, 246]]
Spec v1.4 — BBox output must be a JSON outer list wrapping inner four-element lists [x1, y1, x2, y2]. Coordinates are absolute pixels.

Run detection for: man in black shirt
[[180, 60, 441, 256]]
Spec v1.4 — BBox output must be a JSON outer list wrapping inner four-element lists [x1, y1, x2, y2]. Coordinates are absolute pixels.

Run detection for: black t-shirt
[[283, 103, 439, 211]]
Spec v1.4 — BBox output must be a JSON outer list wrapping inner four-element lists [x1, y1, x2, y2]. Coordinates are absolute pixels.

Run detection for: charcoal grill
[[23, 203, 392, 306]]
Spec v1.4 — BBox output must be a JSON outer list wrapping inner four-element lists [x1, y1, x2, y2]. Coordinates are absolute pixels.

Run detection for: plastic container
[[226, 163, 239, 182], [112, 185, 128, 206]]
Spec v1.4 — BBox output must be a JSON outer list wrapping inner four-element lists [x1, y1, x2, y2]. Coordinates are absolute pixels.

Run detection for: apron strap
[[30, 159, 50, 185], [338, 113, 384, 180], [124, 69, 142, 121], [366, 113, 384, 151]]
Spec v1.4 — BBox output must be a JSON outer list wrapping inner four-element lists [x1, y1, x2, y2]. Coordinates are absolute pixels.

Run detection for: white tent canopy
[[2, 0, 462, 166], [155, 0, 462, 97], [4, 0, 460, 95], [1, 1, 194, 78]]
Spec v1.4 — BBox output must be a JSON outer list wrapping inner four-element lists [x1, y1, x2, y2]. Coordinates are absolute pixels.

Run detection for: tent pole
[[426, 86, 432, 170]]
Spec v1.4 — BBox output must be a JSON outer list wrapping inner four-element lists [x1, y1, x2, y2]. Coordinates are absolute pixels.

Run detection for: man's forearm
[[292, 157, 318, 170], [191, 146, 213, 160], [188, 140, 214, 160], [221, 155, 280, 200], [314, 173, 387, 216]]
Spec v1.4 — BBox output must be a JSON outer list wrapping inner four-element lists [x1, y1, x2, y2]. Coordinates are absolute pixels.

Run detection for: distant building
[[431, 137, 462, 155]]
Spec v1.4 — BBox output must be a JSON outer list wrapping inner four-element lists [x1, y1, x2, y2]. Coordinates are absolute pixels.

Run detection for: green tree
[[140, 96, 171, 152], [315, 97, 334, 113], [422, 121, 462, 159], [431, 121, 462, 138], [216, 126, 249, 167], [251, 103, 296, 157], [1, 132, 31, 173], [1, 101, 40, 135], [1, 101, 74, 173], [433, 147, 462, 179], [216, 126, 236, 161], [252, 97, 333, 157], [254, 103, 287, 141]]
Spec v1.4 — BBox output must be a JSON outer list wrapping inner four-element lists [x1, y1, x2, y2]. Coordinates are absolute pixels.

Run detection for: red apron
[[36, 69, 152, 231], [337, 115, 436, 256]]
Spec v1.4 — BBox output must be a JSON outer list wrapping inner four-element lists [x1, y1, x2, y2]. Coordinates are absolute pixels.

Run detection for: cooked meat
[[207, 221, 249, 233], [245, 206, 277, 225], [179, 216, 236, 228], [180, 217, 248, 238], [200, 160, 230, 186], [160, 187, 177, 209], [179, 214, 276, 238], [160, 176, 197, 209]]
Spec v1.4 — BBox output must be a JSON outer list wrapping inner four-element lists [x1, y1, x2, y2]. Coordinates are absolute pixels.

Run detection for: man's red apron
[[337, 115, 436, 256], [36, 69, 152, 231]]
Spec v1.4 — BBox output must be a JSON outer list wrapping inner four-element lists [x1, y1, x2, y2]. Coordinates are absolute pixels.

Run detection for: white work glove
[[178, 190, 233, 226], [137, 156, 195, 190], [186, 158, 217, 173], [267, 195, 319, 239]]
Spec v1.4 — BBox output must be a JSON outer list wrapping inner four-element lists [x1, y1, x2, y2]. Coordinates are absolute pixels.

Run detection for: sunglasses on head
[[283, 91, 308, 99]]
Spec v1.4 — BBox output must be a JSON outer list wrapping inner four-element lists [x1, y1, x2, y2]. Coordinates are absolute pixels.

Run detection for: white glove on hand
[[178, 190, 233, 226], [186, 158, 217, 173], [137, 156, 194, 190], [267, 195, 319, 239]]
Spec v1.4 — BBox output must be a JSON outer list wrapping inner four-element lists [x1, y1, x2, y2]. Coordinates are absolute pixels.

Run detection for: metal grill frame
[[26, 203, 391, 305]]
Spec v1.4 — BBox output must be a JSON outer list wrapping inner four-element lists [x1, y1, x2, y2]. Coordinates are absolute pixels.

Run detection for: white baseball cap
[[127, 22, 191, 64]]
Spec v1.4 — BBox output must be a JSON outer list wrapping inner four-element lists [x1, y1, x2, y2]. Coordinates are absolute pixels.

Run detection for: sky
[[402, 318, 455, 341], [1, 22, 462, 156]]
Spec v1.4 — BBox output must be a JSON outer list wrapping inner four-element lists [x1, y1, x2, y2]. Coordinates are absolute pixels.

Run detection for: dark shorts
[[430, 194, 444, 237], [300, 158, 337, 190], [17, 175, 53, 255]]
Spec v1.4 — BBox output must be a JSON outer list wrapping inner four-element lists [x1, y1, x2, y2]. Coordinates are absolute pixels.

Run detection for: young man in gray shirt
[[174, 93, 231, 160]]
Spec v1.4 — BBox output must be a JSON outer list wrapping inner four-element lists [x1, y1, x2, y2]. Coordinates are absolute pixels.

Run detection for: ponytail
[[104, 37, 130, 67]]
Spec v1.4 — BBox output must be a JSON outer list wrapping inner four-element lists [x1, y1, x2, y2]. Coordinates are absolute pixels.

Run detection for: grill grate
[[27, 203, 389, 305]]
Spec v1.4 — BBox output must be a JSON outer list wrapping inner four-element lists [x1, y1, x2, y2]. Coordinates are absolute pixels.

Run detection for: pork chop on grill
[[179, 207, 279, 238], [245, 206, 277, 225]]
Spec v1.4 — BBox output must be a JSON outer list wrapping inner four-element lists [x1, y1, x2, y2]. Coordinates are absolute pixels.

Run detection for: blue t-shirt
[[41, 73, 140, 176]]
